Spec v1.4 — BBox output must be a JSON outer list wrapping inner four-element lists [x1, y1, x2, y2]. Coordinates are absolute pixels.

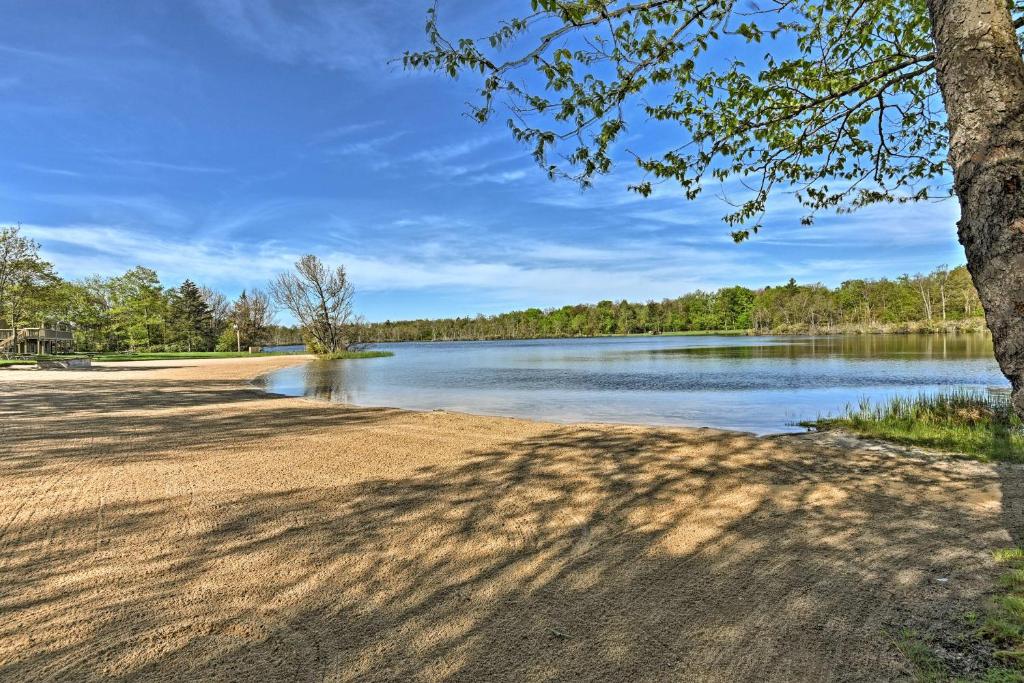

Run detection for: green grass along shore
[[897, 548, 1024, 681], [807, 390, 1023, 462]]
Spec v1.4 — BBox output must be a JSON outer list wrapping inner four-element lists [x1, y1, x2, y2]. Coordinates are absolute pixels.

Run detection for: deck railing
[[0, 327, 74, 341]]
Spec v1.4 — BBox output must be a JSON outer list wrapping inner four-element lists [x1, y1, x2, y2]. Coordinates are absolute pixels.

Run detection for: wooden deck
[[0, 326, 75, 355]]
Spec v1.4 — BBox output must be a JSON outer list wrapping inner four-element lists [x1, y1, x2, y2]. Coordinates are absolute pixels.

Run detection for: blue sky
[[0, 1, 965, 322]]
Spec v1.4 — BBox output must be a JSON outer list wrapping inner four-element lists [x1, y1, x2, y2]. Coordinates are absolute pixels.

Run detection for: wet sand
[[1, 356, 1020, 681]]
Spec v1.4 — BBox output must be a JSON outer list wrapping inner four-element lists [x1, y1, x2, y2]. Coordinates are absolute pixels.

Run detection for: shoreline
[[197, 357, 1022, 463], [9, 352, 1004, 461], [1, 356, 1017, 680], [359, 323, 992, 345], [248, 356, 778, 439]]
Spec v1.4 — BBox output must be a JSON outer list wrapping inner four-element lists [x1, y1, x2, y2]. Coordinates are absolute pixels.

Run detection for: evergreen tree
[[169, 280, 214, 352]]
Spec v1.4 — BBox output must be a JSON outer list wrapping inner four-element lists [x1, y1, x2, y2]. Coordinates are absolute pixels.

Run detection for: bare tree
[[270, 255, 359, 354], [934, 265, 951, 323], [199, 285, 230, 338], [912, 274, 934, 323]]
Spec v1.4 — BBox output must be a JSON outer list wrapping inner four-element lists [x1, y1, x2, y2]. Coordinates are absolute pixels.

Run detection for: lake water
[[256, 335, 1008, 435]]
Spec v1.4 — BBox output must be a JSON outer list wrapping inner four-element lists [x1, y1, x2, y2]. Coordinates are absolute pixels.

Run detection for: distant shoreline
[[362, 319, 991, 345]]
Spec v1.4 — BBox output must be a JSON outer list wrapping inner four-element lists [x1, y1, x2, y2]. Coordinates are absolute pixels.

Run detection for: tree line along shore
[[362, 264, 986, 342]]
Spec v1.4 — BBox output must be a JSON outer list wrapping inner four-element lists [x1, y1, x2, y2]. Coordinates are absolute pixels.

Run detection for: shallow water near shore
[[257, 334, 1007, 435]]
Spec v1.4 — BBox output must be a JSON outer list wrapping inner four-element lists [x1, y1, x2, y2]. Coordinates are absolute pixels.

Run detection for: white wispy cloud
[[530, 170, 667, 209], [368, 133, 509, 174], [326, 132, 406, 157], [754, 199, 961, 248], [30, 193, 192, 230], [516, 241, 657, 264], [192, 0, 412, 75], [21, 224, 295, 285], [315, 121, 384, 142], [18, 164, 87, 178], [0, 38, 182, 89], [0, 42, 74, 66], [99, 158, 231, 174], [14, 220, 774, 308], [406, 135, 504, 165], [468, 168, 530, 185]]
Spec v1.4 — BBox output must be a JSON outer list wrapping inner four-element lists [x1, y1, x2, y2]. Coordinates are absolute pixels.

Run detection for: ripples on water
[[257, 335, 1006, 435]]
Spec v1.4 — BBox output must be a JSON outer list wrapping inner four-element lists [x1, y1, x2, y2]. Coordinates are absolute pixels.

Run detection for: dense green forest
[[0, 227, 301, 353], [363, 264, 986, 342]]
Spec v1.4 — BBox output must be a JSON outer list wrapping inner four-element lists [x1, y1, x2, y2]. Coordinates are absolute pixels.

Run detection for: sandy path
[[0, 357, 1020, 681]]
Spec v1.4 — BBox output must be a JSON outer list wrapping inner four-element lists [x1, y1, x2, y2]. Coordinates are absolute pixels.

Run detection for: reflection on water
[[651, 335, 994, 360], [256, 334, 1007, 435], [287, 360, 362, 404], [262, 344, 307, 353]]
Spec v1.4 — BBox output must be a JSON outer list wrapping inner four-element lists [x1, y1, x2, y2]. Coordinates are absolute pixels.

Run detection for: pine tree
[[169, 280, 214, 352]]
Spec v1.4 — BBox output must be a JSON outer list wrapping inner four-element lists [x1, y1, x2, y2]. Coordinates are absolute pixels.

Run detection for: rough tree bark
[[928, 0, 1024, 417]]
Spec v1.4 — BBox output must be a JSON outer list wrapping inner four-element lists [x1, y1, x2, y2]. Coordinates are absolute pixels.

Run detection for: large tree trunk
[[928, 0, 1024, 417]]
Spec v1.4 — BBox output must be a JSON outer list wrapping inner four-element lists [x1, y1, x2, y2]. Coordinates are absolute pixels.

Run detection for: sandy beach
[[1, 356, 1020, 681]]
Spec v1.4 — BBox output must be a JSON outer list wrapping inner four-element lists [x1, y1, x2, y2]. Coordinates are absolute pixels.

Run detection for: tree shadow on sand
[[0, 378, 397, 474], [3, 385, 1022, 681]]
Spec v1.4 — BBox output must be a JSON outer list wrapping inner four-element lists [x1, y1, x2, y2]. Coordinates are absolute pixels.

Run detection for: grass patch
[[806, 390, 1023, 462], [316, 350, 394, 360], [895, 629, 950, 682], [0, 359, 36, 367], [981, 550, 1024, 661], [894, 549, 1024, 681]]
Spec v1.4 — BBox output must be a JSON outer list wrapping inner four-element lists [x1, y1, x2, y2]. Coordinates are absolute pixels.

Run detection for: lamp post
[[233, 322, 241, 353]]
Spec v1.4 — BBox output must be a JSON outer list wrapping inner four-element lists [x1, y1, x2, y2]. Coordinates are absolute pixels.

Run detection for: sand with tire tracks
[[1, 356, 1021, 681]]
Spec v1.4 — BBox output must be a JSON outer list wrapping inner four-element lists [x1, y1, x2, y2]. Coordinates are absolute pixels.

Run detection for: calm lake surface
[[257, 335, 1007, 435]]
